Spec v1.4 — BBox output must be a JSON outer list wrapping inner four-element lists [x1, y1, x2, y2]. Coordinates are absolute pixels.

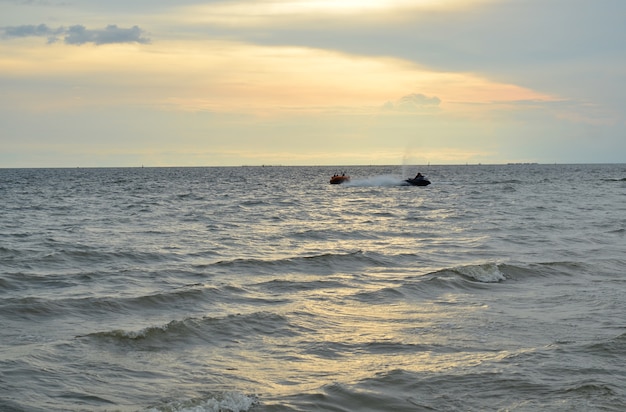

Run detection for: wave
[[582, 331, 626, 357], [3, 243, 178, 274], [351, 285, 406, 303], [0, 285, 238, 320], [489, 179, 524, 185], [351, 262, 508, 304], [305, 363, 624, 412], [0, 271, 78, 292], [80, 311, 296, 349], [4, 258, 609, 322], [425, 262, 506, 285], [146, 392, 258, 412], [253, 278, 351, 293], [449, 262, 507, 282], [435, 260, 614, 283], [499, 260, 609, 280], [441, 260, 610, 283], [288, 227, 379, 241], [354, 260, 607, 303], [211, 250, 388, 275]]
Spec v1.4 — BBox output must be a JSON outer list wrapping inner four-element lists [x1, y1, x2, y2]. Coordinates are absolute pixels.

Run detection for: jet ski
[[405, 174, 431, 186]]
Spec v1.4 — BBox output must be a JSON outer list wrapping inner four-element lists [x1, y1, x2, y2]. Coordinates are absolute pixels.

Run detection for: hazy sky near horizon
[[1, 0, 624, 167]]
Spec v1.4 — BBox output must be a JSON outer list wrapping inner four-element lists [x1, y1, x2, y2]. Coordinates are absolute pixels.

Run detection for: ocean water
[[1, 164, 625, 412]]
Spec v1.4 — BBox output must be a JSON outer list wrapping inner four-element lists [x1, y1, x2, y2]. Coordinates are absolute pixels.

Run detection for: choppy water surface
[[1, 164, 625, 411]]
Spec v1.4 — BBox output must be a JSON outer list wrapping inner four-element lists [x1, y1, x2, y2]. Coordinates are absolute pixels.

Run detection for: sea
[[1, 164, 625, 412]]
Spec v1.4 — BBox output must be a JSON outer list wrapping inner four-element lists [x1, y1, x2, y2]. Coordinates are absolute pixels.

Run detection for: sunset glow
[[1, 0, 624, 166]]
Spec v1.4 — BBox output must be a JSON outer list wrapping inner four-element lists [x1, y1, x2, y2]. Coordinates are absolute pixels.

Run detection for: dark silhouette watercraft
[[405, 173, 431, 186]]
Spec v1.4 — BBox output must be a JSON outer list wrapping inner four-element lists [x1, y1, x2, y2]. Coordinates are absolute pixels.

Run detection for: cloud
[[2, 23, 62, 43], [1, 23, 150, 45], [383, 93, 441, 113], [64, 24, 150, 45]]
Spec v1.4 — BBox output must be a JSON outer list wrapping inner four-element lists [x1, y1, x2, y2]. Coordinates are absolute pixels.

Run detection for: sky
[[1, 0, 625, 167]]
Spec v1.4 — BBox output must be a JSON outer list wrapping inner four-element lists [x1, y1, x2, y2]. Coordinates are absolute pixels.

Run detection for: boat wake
[[344, 175, 406, 187]]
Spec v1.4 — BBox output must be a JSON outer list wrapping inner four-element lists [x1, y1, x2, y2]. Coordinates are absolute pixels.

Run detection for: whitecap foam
[[454, 262, 506, 283], [146, 392, 258, 412]]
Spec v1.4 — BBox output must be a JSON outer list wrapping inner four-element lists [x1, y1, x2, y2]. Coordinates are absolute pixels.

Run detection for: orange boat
[[329, 174, 350, 184]]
